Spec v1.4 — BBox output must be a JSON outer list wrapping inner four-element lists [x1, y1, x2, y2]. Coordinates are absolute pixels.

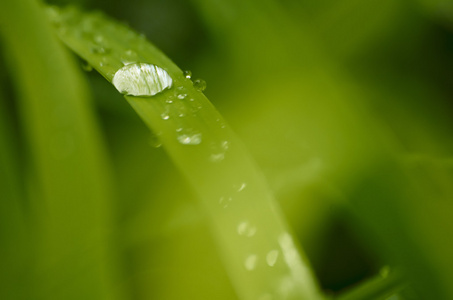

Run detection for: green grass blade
[[0, 76, 30, 300], [335, 268, 407, 300], [47, 6, 323, 300], [0, 1, 123, 299]]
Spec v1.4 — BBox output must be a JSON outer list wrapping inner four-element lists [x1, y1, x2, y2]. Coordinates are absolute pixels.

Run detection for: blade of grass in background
[[0, 80, 29, 300], [0, 1, 123, 299], [47, 6, 323, 300], [189, 1, 453, 299], [335, 268, 406, 300]]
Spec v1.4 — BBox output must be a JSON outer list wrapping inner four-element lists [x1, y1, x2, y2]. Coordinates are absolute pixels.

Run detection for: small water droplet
[[183, 70, 192, 79], [94, 34, 104, 43], [178, 113, 185, 117], [112, 63, 173, 97], [237, 221, 257, 237], [149, 134, 162, 148], [177, 131, 202, 145], [176, 128, 183, 132], [193, 79, 207, 92], [209, 140, 229, 163], [90, 45, 109, 54], [99, 57, 110, 67], [210, 153, 225, 162], [219, 196, 233, 208], [161, 113, 170, 120], [223, 143, 230, 152], [236, 182, 247, 192], [244, 254, 258, 271], [177, 93, 187, 100], [266, 250, 279, 267]]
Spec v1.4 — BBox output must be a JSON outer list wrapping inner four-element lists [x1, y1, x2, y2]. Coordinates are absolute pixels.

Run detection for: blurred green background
[[2, 0, 453, 299]]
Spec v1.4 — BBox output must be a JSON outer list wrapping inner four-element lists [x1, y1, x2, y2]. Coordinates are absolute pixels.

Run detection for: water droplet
[[177, 93, 187, 100], [161, 113, 170, 120], [121, 49, 139, 65], [94, 34, 104, 44], [90, 45, 109, 54], [177, 131, 202, 145], [219, 196, 233, 208], [221, 140, 229, 150], [193, 79, 207, 92], [210, 153, 225, 162], [183, 70, 192, 79], [176, 128, 183, 132], [237, 221, 257, 237], [112, 63, 173, 97], [149, 134, 162, 148], [266, 250, 279, 267], [99, 57, 110, 67], [244, 254, 258, 271], [209, 140, 229, 163], [178, 113, 185, 117], [236, 182, 247, 192]]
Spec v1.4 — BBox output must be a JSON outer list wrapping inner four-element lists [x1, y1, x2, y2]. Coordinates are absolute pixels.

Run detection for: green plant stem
[[48, 6, 323, 300]]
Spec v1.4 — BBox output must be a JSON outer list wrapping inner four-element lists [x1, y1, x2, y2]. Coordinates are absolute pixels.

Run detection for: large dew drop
[[112, 63, 172, 97]]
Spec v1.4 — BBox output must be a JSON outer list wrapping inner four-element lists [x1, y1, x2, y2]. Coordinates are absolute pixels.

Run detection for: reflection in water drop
[[183, 70, 192, 79], [237, 221, 257, 237], [177, 132, 202, 145], [112, 63, 172, 97], [121, 49, 139, 65], [177, 93, 187, 100], [160, 112, 170, 120], [244, 254, 257, 271], [266, 250, 279, 267]]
